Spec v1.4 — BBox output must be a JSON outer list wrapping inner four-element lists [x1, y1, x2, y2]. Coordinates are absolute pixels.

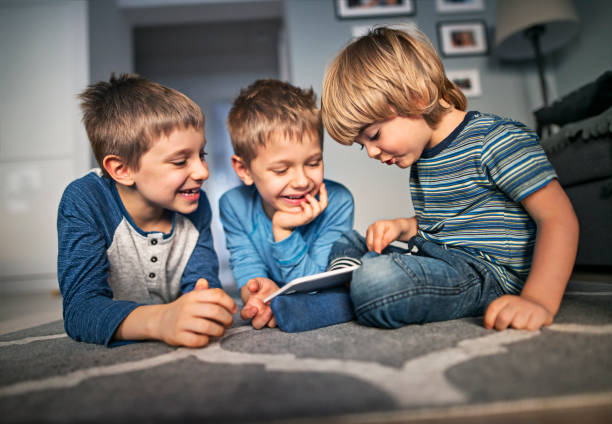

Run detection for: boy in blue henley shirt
[[58, 74, 237, 347]]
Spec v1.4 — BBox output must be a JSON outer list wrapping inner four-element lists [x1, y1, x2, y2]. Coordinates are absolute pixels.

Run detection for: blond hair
[[79, 73, 204, 177], [227, 79, 323, 165], [322, 27, 466, 145]]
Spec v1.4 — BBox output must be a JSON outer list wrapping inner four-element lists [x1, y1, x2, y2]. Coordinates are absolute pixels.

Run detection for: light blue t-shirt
[[219, 179, 354, 288]]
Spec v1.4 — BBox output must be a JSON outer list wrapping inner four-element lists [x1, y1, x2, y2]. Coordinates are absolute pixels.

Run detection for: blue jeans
[[270, 286, 354, 332], [328, 230, 504, 328]]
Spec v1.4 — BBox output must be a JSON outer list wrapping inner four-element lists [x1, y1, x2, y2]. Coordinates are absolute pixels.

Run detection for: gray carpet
[[1, 281, 611, 424]]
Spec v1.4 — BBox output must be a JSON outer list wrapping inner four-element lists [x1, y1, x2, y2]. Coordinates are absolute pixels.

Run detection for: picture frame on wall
[[435, 0, 485, 14], [446, 69, 482, 97], [335, 0, 415, 20], [437, 20, 488, 56]]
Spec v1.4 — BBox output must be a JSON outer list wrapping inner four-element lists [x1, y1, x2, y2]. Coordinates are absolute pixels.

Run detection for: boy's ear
[[102, 155, 135, 186], [231, 155, 254, 186]]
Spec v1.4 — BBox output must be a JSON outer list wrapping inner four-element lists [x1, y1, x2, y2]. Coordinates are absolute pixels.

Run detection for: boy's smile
[[236, 132, 324, 219], [118, 126, 209, 231]]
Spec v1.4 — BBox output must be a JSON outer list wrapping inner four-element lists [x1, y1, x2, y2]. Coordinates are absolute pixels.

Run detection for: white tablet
[[264, 264, 359, 303]]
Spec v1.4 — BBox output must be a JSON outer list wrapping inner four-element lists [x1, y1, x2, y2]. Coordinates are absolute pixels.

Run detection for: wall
[[88, 0, 134, 82], [0, 0, 89, 291], [553, 0, 612, 96]]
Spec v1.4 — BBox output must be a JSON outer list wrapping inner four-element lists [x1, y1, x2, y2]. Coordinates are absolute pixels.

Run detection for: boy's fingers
[[373, 226, 386, 253], [307, 194, 320, 215], [247, 279, 261, 293], [366, 226, 376, 251], [511, 310, 530, 330], [188, 317, 226, 337], [246, 297, 273, 329], [268, 316, 277, 328], [178, 332, 210, 348], [192, 303, 234, 328], [194, 278, 209, 290], [240, 305, 258, 320], [494, 304, 517, 330], [251, 307, 273, 329], [301, 199, 314, 218], [484, 296, 508, 329], [194, 288, 238, 314], [319, 183, 328, 209]]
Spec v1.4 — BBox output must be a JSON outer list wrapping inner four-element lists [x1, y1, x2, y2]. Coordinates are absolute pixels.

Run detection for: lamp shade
[[495, 0, 580, 60]]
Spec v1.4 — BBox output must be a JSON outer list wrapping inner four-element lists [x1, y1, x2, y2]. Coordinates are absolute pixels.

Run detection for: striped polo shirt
[[411, 111, 556, 293]]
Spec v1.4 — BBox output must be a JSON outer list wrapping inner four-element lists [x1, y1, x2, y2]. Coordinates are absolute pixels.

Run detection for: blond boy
[[322, 28, 579, 331]]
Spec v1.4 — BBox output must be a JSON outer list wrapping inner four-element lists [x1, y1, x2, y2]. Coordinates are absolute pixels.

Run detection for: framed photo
[[335, 0, 415, 20], [446, 69, 482, 97], [435, 0, 485, 13], [437, 20, 488, 56]]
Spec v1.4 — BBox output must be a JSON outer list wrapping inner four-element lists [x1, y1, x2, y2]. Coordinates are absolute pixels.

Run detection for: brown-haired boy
[[220, 79, 354, 331], [58, 73, 236, 347]]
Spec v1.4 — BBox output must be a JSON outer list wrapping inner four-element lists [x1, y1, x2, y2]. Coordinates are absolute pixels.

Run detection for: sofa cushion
[[535, 71, 612, 127], [541, 106, 612, 186]]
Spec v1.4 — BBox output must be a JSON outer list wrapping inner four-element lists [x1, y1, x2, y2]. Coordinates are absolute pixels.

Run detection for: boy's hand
[[484, 294, 553, 331], [153, 278, 237, 347], [240, 277, 279, 329], [272, 183, 328, 242], [366, 217, 418, 253]]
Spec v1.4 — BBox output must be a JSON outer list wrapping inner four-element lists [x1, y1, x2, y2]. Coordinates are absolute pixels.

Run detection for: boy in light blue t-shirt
[[220, 79, 354, 331]]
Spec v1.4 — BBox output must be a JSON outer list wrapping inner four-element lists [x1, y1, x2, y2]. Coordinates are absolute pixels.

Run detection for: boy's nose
[[291, 168, 309, 188], [365, 144, 381, 159], [192, 160, 209, 181]]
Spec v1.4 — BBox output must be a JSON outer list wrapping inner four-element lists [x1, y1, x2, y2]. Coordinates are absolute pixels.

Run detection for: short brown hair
[[322, 27, 466, 146], [79, 73, 204, 177], [227, 79, 323, 165]]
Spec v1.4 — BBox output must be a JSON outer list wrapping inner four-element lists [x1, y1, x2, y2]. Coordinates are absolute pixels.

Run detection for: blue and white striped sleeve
[[481, 121, 557, 202]]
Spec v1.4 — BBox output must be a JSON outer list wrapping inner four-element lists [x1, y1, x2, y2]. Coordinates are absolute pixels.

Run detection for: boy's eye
[[172, 160, 187, 166], [307, 160, 322, 167], [272, 169, 288, 175], [368, 130, 380, 141], [199, 150, 208, 160]]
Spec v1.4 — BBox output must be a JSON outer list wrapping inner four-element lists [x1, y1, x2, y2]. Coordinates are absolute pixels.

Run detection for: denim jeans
[[328, 230, 504, 328], [270, 286, 355, 332]]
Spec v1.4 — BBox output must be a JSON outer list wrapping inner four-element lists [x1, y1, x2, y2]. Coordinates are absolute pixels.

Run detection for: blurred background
[[0, 0, 610, 299]]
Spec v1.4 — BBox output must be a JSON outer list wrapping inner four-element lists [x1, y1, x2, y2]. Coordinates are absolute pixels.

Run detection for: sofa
[[535, 71, 612, 269]]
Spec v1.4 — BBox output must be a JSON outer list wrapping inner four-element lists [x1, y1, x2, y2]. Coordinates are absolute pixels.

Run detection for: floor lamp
[[495, 0, 580, 108]]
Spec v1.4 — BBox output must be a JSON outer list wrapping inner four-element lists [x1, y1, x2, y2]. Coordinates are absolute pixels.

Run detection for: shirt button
[[151, 256, 158, 263], [151, 239, 158, 245], [149, 272, 156, 279]]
